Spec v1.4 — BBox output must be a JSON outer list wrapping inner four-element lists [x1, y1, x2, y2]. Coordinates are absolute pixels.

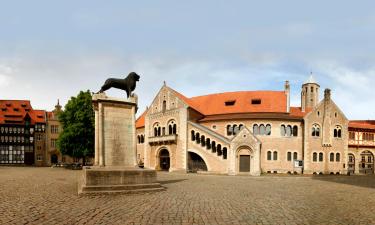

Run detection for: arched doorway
[[159, 149, 170, 171], [348, 153, 355, 174], [51, 154, 58, 164], [187, 152, 208, 173], [359, 151, 374, 174], [237, 147, 252, 173]]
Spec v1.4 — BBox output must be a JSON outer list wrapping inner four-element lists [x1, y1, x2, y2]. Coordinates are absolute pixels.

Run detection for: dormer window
[[14, 108, 19, 112], [21, 104, 27, 107], [6, 103, 11, 107], [251, 99, 261, 105], [1, 108, 6, 112], [225, 100, 236, 106]]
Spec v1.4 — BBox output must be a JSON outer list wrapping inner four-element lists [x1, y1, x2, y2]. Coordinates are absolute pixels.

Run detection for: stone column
[[99, 101, 105, 167]]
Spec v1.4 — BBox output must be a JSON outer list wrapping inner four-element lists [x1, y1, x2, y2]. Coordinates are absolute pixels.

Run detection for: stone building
[[135, 75, 374, 175]]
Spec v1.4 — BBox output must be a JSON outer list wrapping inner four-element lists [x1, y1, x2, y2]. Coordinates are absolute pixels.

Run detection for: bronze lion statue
[[98, 72, 140, 98]]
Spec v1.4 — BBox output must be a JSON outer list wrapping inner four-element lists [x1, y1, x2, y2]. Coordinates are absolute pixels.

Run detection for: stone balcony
[[148, 134, 177, 145], [348, 140, 375, 147]]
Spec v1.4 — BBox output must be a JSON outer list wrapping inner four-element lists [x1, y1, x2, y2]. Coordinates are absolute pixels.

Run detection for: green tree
[[57, 90, 94, 165]]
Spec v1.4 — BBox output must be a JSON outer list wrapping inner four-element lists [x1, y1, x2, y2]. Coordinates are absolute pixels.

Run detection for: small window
[[330, 153, 334, 162], [319, 153, 324, 162], [225, 100, 236, 106], [212, 125, 217, 129], [293, 152, 298, 160], [267, 151, 272, 160], [273, 151, 278, 161], [313, 152, 317, 162], [287, 152, 292, 161], [14, 108, 19, 112], [336, 153, 340, 162], [251, 99, 261, 105]]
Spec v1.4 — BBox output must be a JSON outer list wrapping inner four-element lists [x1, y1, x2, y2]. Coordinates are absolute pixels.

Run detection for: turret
[[301, 74, 320, 112]]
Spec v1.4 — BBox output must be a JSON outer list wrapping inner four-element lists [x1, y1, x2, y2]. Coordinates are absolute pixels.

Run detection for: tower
[[301, 74, 320, 112]]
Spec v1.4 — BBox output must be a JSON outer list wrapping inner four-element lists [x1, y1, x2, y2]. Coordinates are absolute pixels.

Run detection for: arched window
[[293, 152, 297, 160], [336, 153, 340, 162], [196, 132, 200, 144], [212, 141, 216, 153], [273, 151, 277, 161], [330, 153, 334, 162], [137, 135, 141, 144], [312, 124, 320, 137], [267, 151, 272, 160], [191, 130, 195, 141], [162, 127, 165, 136], [206, 138, 211, 149], [223, 147, 227, 159], [173, 124, 177, 134], [286, 125, 292, 137], [259, 124, 266, 135], [313, 152, 317, 162], [334, 125, 342, 138], [153, 123, 160, 137], [169, 125, 173, 135], [319, 153, 324, 162], [280, 125, 286, 136], [287, 152, 292, 161], [266, 124, 271, 136], [273, 151, 278, 161], [217, 144, 222, 156], [233, 124, 238, 135], [158, 127, 161, 136], [253, 124, 259, 135], [162, 100, 167, 113], [227, 125, 232, 136], [141, 135, 144, 143], [239, 124, 243, 131], [293, 126, 298, 137], [201, 135, 206, 147]]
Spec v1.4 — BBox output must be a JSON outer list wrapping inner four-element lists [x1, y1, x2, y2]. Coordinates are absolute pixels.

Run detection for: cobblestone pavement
[[1, 167, 375, 225]]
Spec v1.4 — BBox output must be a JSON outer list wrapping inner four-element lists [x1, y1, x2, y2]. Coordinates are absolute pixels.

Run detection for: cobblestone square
[[1, 167, 375, 225]]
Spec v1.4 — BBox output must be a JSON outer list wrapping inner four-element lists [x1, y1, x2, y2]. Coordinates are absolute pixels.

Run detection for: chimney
[[324, 89, 331, 101], [285, 81, 290, 113]]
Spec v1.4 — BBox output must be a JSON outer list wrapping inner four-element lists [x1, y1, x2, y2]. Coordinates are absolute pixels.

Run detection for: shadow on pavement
[[312, 175, 375, 189]]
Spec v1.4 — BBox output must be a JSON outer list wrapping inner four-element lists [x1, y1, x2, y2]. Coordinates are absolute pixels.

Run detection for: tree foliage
[[57, 90, 95, 160]]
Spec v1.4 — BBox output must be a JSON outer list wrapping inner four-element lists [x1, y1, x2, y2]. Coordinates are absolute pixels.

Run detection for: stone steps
[[79, 183, 165, 195]]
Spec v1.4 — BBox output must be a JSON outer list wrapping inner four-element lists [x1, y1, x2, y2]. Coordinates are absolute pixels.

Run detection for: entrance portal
[[239, 155, 250, 172], [51, 154, 58, 164], [159, 149, 170, 171], [188, 152, 208, 173]]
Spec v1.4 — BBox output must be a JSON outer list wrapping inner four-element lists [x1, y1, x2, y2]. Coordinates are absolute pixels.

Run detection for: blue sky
[[0, 1, 374, 119]]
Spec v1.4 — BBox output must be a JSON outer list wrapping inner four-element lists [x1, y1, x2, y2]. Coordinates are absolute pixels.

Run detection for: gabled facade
[[136, 76, 371, 175]]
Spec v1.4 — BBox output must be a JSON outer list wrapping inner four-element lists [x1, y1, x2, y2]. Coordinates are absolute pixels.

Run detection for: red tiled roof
[[349, 120, 375, 130], [0, 100, 46, 125], [289, 107, 312, 118], [136, 110, 146, 128], [180, 90, 287, 116]]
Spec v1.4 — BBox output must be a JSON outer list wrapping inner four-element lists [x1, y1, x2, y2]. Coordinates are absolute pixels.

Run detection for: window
[[281, 125, 298, 137], [334, 125, 342, 138], [254, 124, 271, 136], [223, 147, 227, 159], [253, 124, 259, 135], [287, 152, 292, 161], [140, 135, 144, 143], [273, 151, 278, 161], [251, 99, 261, 104], [330, 153, 334, 162], [201, 135, 205, 147], [349, 132, 355, 140], [206, 138, 211, 149], [37, 154, 43, 161], [319, 153, 324, 162], [286, 125, 292, 137], [267, 151, 272, 160], [313, 152, 317, 162], [280, 125, 286, 136], [336, 153, 340, 162], [162, 100, 167, 113], [196, 133, 200, 144], [191, 130, 195, 141], [227, 125, 233, 136], [293, 152, 297, 160], [293, 126, 298, 137], [225, 100, 236, 106], [312, 124, 320, 137], [211, 141, 216, 153], [51, 139, 57, 148], [168, 120, 177, 135]]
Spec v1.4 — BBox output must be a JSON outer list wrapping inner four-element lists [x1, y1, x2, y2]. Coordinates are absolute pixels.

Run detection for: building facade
[[135, 76, 374, 175], [0, 99, 75, 166]]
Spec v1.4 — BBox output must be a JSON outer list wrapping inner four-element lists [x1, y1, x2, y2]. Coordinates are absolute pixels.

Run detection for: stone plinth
[[78, 93, 163, 195]]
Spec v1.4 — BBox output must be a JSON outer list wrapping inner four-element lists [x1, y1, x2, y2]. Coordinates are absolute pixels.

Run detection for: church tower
[[301, 74, 320, 112]]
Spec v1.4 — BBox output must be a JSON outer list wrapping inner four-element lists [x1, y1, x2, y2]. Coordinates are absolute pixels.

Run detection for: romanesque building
[[136, 76, 375, 175], [0, 99, 74, 166]]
